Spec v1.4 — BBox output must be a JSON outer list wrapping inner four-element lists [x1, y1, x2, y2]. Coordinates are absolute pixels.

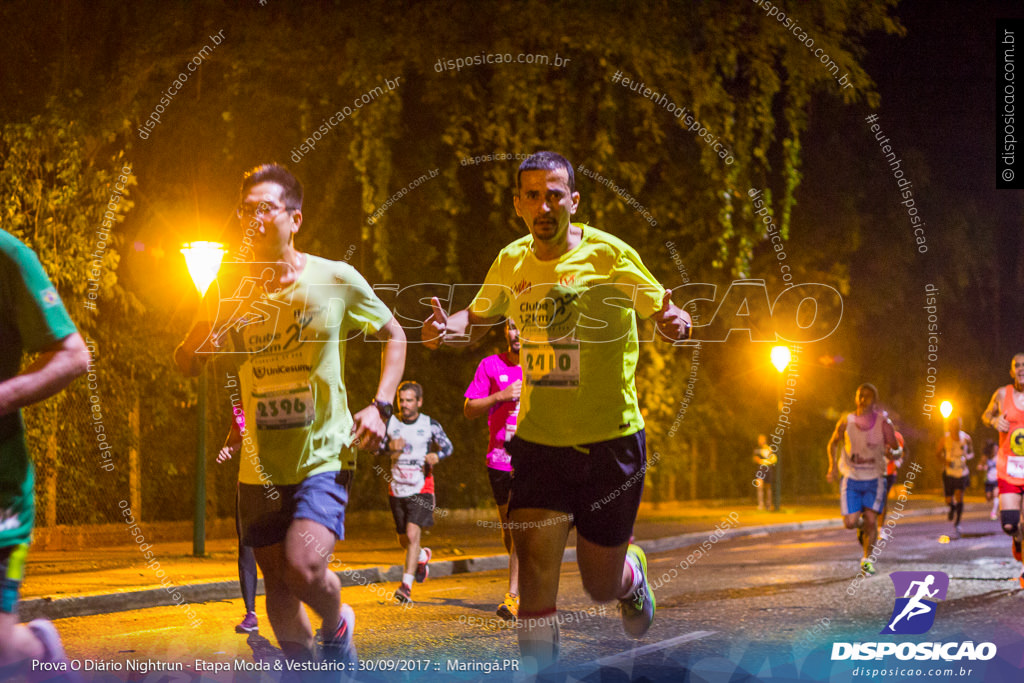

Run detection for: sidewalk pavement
[[18, 494, 966, 622]]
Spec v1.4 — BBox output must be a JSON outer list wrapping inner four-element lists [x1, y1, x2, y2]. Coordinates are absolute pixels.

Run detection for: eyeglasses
[[236, 201, 295, 220]]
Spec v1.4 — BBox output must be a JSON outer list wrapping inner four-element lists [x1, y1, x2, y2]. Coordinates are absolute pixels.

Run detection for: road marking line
[[422, 586, 467, 594], [592, 630, 716, 666], [124, 626, 180, 635]]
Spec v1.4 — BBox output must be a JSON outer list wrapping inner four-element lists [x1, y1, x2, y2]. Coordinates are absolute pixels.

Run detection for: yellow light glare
[[181, 241, 226, 297], [940, 401, 953, 419], [770, 345, 791, 373]]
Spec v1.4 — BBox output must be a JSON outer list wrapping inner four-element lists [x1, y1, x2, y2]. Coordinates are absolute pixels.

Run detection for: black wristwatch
[[373, 399, 393, 422]]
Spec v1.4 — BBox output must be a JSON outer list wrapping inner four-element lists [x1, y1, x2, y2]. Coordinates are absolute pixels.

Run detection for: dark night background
[[0, 0, 1022, 528]]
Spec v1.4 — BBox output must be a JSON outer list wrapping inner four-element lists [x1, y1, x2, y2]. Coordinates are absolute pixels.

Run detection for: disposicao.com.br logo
[[882, 570, 948, 635], [831, 571, 997, 662]]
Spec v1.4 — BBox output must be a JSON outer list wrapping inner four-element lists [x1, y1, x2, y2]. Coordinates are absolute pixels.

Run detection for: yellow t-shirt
[[470, 225, 664, 446], [202, 255, 393, 485]]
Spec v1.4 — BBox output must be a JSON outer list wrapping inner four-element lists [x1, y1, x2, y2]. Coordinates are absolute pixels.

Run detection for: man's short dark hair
[[517, 151, 575, 193], [398, 381, 423, 400], [856, 382, 879, 402], [240, 163, 304, 210]]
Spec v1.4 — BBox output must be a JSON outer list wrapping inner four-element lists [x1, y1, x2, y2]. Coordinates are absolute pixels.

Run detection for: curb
[[641, 505, 950, 555], [18, 505, 953, 622]]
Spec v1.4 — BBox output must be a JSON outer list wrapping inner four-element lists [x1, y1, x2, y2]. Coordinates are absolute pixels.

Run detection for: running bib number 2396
[[254, 384, 315, 430]]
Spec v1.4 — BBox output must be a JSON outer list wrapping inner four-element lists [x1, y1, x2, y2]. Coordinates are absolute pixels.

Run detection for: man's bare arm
[[0, 333, 90, 415], [825, 418, 845, 481], [826, 419, 845, 462], [983, 387, 1006, 431], [422, 297, 501, 350], [352, 316, 407, 449], [881, 416, 899, 452], [465, 380, 521, 419], [373, 316, 407, 403]]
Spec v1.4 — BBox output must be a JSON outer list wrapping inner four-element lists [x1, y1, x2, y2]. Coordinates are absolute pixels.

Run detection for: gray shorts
[[238, 470, 352, 547]]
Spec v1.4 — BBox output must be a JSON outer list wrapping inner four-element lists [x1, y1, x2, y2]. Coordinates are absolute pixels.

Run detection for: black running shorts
[[389, 492, 436, 535], [506, 430, 646, 547], [487, 467, 513, 506], [943, 473, 969, 497]]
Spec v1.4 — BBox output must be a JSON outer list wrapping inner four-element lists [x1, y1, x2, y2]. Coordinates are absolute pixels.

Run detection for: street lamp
[[771, 345, 791, 511], [181, 241, 225, 557], [771, 345, 792, 373], [940, 401, 953, 419]]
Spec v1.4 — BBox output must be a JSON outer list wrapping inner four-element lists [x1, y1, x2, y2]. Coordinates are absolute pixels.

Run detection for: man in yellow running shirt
[[422, 151, 690, 672]]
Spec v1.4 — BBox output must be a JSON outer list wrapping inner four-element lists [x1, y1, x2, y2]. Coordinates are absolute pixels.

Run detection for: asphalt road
[[48, 512, 1024, 682]]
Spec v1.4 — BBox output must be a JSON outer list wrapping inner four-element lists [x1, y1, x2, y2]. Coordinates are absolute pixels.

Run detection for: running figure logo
[[880, 571, 949, 635]]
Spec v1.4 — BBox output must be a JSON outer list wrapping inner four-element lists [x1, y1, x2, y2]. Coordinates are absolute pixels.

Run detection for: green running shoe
[[619, 544, 655, 638]]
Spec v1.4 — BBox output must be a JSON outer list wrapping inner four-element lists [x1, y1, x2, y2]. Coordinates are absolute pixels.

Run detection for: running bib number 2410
[[522, 343, 580, 388]]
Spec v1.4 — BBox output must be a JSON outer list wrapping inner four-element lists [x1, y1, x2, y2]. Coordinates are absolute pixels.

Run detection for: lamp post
[[180, 241, 225, 557], [770, 345, 792, 511]]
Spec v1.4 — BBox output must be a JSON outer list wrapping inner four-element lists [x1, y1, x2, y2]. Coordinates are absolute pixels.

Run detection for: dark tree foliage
[[0, 0, 905, 520]]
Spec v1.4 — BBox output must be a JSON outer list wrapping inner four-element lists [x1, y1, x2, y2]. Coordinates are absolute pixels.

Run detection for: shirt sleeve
[[469, 254, 511, 320], [611, 245, 665, 320], [6, 241, 77, 352], [430, 418, 454, 459], [464, 358, 493, 400], [339, 264, 394, 336]]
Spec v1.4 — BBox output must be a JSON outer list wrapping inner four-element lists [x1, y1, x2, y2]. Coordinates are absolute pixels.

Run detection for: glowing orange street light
[[181, 241, 226, 297], [940, 401, 953, 419], [771, 345, 792, 373], [180, 241, 225, 557]]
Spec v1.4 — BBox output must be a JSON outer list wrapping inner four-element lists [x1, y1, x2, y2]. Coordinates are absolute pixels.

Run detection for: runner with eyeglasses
[[175, 163, 406, 671]]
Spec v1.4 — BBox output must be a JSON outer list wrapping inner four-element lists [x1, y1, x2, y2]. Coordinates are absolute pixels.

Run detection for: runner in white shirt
[[826, 383, 900, 576], [382, 381, 453, 604]]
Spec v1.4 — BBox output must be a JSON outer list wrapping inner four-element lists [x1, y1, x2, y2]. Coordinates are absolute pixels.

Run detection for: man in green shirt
[[175, 164, 406, 666], [422, 152, 690, 671], [0, 229, 90, 678]]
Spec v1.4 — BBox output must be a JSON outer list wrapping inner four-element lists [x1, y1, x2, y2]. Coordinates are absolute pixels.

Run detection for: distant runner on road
[[826, 382, 900, 576], [877, 431, 904, 530], [217, 406, 259, 634], [979, 439, 999, 521], [936, 415, 973, 539], [381, 381, 452, 604], [752, 434, 777, 511]]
